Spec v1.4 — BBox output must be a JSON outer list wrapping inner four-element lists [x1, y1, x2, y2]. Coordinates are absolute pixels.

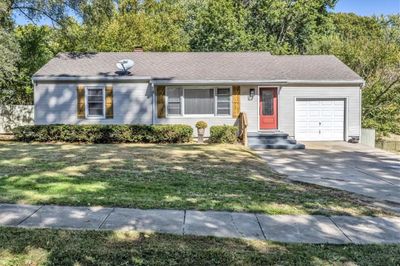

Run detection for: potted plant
[[195, 121, 208, 143]]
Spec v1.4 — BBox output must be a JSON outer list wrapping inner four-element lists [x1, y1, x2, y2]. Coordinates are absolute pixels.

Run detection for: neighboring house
[[32, 52, 364, 147]]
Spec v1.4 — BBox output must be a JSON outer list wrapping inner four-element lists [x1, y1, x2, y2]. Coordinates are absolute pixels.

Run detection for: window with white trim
[[216, 88, 231, 115], [166, 87, 231, 117], [167, 88, 182, 115], [86, 87, 105, 118]]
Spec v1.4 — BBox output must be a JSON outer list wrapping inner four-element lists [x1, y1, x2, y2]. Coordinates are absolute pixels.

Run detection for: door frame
[[294, 97, 348, 141], [257, 86, 279, 131]]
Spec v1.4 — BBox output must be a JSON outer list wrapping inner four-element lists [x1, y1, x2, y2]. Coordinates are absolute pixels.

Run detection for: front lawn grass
[[0, 142, 391, 216], [0, 227, 399, 266]]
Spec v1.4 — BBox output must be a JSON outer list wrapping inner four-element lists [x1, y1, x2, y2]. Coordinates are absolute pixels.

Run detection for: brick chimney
[[134, 46, 144, 52]]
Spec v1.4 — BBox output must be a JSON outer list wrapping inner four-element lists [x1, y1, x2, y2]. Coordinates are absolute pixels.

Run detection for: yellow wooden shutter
[[157, 86, 166, 118], [232, 85, 240, 118], [105, 85, 113, 119], [77, 85, 85, 119]]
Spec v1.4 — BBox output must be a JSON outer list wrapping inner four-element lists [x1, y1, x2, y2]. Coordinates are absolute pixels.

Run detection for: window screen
[[184, 89, 214, 115], [217, 88, 230, 115], [167, 88, 182, 115], [87, 88, 104, 117]]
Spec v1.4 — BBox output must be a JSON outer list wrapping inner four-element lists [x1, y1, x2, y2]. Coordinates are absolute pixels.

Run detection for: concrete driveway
[[256, 142, 400, 205]]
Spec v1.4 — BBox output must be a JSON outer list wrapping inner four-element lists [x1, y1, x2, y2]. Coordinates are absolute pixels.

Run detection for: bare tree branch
[[12, 5, 62, 26], [13, 6, 37, 25]]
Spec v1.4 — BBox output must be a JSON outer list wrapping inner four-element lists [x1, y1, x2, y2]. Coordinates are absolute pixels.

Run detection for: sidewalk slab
[[1, 202, 399, 244], [184, 211, 264, 240], [331, 216, 400, 244], [101, 208, 184, 235], [20, 205, 113, 230], [256, 215, 351, 244], [0, 204, 41, 226]]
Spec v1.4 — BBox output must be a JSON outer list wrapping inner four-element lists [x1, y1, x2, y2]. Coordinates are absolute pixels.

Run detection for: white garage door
[[295, 99, 345, 141]]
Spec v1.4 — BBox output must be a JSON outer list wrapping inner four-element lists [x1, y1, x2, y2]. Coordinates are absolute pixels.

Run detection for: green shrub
[[209, 125, 238, 144], [12, 124, 193, 144], [195, 121, 208, 129]]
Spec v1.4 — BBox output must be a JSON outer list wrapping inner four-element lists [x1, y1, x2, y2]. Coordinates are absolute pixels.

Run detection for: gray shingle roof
[[33, 52, 363, 83]]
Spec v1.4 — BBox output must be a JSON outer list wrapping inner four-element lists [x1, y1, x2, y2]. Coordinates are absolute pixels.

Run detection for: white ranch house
[[32, 52, 364, 148]]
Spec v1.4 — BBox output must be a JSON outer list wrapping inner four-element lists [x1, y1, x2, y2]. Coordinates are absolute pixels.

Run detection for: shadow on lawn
[[0, 227, 399, 265], [0, 142, 389, 216], [258, 144, 400, 199]]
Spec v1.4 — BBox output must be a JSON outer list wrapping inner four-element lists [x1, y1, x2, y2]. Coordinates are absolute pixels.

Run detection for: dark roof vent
[[134, 46, 144, 52]]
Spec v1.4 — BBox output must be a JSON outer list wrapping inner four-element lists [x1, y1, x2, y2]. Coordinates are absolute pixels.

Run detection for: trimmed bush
[[12, 124, 193, 143], [209, 125, 238, 144]]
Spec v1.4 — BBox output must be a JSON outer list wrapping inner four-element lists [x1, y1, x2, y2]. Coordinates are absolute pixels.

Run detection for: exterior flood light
[[249, 88, 255, 100]]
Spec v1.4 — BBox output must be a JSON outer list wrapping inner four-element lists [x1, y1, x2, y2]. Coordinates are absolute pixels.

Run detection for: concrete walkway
[[1, 203, 399, 244]]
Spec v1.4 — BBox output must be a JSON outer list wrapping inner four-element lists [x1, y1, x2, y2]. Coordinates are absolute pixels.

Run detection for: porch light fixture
[[249, 88, 255, 100]]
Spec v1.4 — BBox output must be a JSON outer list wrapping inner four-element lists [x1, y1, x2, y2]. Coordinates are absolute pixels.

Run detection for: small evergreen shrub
[[12, 124, 193, 143], [209, 125, 238, 144]]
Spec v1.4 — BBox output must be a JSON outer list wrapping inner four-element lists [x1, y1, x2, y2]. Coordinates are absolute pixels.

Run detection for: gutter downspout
[[31, 78, 36, 124], [151, 82, 155, 125], [359, 82, 365, 142]]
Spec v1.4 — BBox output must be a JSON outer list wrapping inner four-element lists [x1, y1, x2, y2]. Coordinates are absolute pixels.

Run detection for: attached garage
[[295, 98, 346, 141]]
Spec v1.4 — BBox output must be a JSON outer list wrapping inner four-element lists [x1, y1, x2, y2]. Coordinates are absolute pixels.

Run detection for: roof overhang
[[151, 79, 366, 87], [32, 75, 152, 82], [32, 76, 365, 87]]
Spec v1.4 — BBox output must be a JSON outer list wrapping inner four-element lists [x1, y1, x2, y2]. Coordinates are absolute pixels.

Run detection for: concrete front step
[[250, 143, 306, 150], [248, 138, 297, 145], [248, 132, 289, 139], [248, 132, 305, 150]]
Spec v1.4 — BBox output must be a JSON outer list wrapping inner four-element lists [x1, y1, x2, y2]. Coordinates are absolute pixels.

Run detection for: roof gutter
[[151, 79, 365, 86], [32, 76, 152, 82], [32, 76, 365, 87], [288, 79, 365, 87]]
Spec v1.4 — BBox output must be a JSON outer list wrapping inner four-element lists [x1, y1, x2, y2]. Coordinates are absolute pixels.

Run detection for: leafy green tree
[[308, 13, 400, 135], [1, 25, 57, 104], [189, 0, 251, 51], [15, 25, 55, 77], [75, 0, 116, 51], [0, 29, 20, 102], [0, 1, 14, 29], [246, 0, 337, 54], [12, 25, 56, 104], [98, 0, 189, 51]]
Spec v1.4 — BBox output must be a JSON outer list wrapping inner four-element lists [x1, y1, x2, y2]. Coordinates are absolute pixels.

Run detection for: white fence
[[0, 105, 34, 133], [361, 128, 376, 148]]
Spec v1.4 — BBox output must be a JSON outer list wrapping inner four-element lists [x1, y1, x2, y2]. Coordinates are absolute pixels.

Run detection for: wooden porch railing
[[238, 112, 248, 146]]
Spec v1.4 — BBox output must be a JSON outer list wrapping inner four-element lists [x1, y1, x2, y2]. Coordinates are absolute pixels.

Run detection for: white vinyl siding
[[278, 86, 361, 139], [35, 82, 361, 140], [240, 86, 258, 133], [34, 82, 153, 125]]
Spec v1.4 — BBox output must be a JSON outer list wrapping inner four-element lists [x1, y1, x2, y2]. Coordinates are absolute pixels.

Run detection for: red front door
[[259, 87, 278, 130]]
